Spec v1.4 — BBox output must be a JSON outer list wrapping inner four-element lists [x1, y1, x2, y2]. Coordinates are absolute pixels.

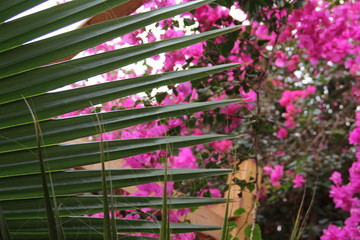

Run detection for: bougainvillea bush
[[60, 0, 360, 239]]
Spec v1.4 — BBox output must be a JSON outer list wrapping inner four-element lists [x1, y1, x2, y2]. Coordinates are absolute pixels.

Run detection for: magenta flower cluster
[[322, 112, 360, 240], [56, 0, 360, 238]]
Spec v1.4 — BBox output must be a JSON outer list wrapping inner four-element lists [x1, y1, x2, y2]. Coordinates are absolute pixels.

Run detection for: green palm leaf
[[2, 195, 227, 219], [0, 1, 46, 23], [7, 217, 221, 234], [0, 64, 240, 128], [0, 0, 130, 52], [0, 0, 240, 238], [0, 26, 238, 103], [0, 100, 239, 151], [0, 169, 231, 201], [11, 233, 162, 240], [0, 0, 215, 76], [1, 134, 234, 176]]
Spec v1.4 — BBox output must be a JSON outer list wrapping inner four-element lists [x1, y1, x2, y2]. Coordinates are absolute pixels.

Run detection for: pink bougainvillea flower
[[268, 165, 284, 188], [209, 139, 233, 153], [263, 164, 273, 175], [122, 97, 136, 108], [240, 88, 257, 103], [146, 32, 156, 43], [329, 171, 342, 186], [287, 55, 299, 72], [169, 147, 198, 169], [274, 50, 287, 68], [356, 112, 360, 127], [91, 212, 104, 218], [329, 185, 354, 212], [307, 85, 316, 94], [279, 90, 292, 106], [292, 174, 306, 188], [177, 81, 192, 97], [276, 151, 285, 156], [349, 128, 360, 145], [183, 42, 204, 65], [277, 127, 288, 139], [321, 224, 349, 240], [221, 103, 242, 115], [344, 207, 360, 239], [173, 232, 196, 240], [121, 29, 144, 45], [349, 162, 360, 194], [199, 188, 222, 198]]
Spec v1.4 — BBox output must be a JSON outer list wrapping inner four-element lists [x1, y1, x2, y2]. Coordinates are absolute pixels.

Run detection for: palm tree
[[0, 0, 240, 239]]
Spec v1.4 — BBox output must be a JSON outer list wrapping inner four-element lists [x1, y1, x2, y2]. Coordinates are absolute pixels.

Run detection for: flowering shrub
[[323, 112, 360, 240], [63, 0, 360, 239]]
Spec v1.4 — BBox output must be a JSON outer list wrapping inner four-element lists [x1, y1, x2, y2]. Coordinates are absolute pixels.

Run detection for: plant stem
[[95, 113, 112, 240], [24, 98, 60, 240]]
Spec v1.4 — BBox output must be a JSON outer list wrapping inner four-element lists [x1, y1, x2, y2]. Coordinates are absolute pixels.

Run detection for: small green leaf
[[183, 18, 195, 26], [228, 221, 237, 231], [244, 224, 262, 240], [233, 208, 246, 217], [247, 183, 255, 193]]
